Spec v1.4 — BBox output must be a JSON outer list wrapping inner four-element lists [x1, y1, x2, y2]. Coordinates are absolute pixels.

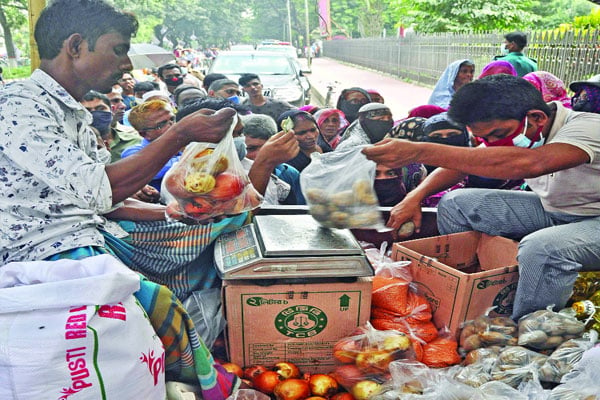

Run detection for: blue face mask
[[233, 136, 247, 160], [90, 110, 113, 134], [511, 117, 545, 149], [228, 95, 240, 104]]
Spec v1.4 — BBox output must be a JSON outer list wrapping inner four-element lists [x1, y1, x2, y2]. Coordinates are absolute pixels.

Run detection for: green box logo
[[275, 305, 328, 338]]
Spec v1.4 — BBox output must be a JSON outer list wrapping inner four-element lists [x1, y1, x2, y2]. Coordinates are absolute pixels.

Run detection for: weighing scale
[[214, 214, 374, 280]]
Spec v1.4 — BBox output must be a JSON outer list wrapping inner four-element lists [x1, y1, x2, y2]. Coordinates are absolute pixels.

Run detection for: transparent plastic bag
[[182, 287, 226, 350], [518, 305, 586, 350], [459, 307, 518, 354], [489, 346, 547, 388], [330, 322, 415, 395], [163, 119, 262, 221], [300, 145, 386, 230], [539, 330, 598, 383]]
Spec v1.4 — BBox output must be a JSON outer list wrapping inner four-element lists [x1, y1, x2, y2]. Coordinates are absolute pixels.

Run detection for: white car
[[208, 51, 311, 107]]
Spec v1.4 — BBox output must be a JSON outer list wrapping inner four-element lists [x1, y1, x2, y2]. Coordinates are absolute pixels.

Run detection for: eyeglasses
[[139, 116, 175, 134]]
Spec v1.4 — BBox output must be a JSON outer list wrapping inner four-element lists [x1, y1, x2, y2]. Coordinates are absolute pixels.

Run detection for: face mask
[[90, 110, 113, 134], [480, 117, 544, 149], [339, 101, 363, 123], [97, 147, 112, 164], [374, 177, 407, 206], [361, 119, 394, 143], [500, 44, 509, 56], [134, 97, 144, 105], [572, 99, 594, 112], [228, 95, 240, 104], [166, 76, 183, 87], [233, 136, 247, 160], [180, 67, 188, 75]]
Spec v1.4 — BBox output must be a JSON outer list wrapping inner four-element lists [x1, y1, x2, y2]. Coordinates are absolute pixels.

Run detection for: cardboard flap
[[399, 231, 481, 269], [477, 234, 518, 271]]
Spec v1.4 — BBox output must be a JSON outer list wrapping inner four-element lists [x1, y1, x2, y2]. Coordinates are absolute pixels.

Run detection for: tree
[[0, 0, 27, 66], [387, 0, 537, 33]]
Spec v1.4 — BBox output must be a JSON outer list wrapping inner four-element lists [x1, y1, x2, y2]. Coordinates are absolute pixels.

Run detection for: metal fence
[[322, 30, 600, 90]]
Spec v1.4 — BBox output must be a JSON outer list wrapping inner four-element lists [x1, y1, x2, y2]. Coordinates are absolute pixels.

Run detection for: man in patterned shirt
[[0, 0, 243, 395]]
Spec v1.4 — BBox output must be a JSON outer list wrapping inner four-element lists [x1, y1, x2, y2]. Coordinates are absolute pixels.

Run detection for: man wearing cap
[[239, 73, 297, 121], [570, 74, 600, 114], [336, 103, 394, 151]]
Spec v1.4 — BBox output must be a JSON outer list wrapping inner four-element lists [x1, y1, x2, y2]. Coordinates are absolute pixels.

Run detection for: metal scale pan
[[214, 214, 374, 280]]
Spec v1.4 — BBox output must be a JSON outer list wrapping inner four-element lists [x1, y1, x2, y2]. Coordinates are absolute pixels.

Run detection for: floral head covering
[[478, 61, 517, 79], [388, 117, 427, 141], [571, 85, 600, 114], [523, 71, 571, 108]]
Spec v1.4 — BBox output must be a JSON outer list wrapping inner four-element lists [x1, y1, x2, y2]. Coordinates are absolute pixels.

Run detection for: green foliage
[[530, 0, 596, 29], [574, 7, 600, 28], [388, 0, 537, 32], [1, 64, 30, 79]]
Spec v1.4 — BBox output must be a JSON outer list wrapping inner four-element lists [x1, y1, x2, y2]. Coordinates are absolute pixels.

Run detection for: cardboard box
[[223, 278, 372, 373], [391, 232, 519, 337]]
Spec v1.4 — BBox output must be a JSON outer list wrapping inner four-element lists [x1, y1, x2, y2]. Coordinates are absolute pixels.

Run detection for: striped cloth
[[46, 246, 240, 400], [103, 214, 249, 301]]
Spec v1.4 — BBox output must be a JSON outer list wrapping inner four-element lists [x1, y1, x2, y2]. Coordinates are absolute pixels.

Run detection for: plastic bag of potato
[[300, 145, 386, 230], [517, 306, 585, 351]]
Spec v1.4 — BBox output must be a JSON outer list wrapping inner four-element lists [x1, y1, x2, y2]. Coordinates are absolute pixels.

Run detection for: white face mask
[[500, 43, 509, 56]]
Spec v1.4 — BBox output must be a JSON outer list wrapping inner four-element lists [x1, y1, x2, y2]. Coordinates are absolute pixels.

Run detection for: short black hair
[[504, 31, 528, 49], [35, 0, 138, 60], [176, 98, 250, 122], [239, 73, 260, 87], [448, 74, 551, 125], [202, 73, 227, 91], [173, 84, 206, 106], [157, 63, 181, 79], [133, 81, 158, 93], [82, 90, 111, 108]]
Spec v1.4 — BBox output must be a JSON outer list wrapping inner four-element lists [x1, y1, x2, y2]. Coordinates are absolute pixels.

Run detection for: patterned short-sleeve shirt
[[0, 69, 113, 264]]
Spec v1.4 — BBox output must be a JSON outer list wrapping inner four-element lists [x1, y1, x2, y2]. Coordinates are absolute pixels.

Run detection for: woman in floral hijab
[[523, 71, 571, 109]]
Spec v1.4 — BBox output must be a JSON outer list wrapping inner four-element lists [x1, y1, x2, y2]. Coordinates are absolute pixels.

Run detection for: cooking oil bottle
[[572, 289, 600, 331]]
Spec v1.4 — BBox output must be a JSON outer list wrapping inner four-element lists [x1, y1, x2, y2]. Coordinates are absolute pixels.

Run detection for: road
[[303, 57, 433, 119]]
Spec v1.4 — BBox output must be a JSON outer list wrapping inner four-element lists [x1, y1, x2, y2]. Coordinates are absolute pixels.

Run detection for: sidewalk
[[302, 57, 433, 119]]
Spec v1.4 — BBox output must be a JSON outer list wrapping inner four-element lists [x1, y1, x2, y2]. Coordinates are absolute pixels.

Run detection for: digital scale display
[[214, 215, 374, 280], [219, 225, 261, 271]]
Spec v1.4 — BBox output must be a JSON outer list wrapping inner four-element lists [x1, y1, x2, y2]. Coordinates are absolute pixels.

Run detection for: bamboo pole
[[28, 0, 46, 72]]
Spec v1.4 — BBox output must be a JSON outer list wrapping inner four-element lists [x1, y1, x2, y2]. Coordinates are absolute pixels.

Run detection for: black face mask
[[374, 178, 407, 206], [361, 119, 394, 143], [338, 101, 363, 123], [90, 110, 113, 134], [165, 76, 184, 87], [572, 98, 594, 113]]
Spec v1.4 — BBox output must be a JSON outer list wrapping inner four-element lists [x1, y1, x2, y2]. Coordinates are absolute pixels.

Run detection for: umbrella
[[128, 43, 175, 69]]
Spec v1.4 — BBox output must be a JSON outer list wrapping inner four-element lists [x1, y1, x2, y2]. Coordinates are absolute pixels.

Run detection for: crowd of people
[[1, 0, 600, 396]]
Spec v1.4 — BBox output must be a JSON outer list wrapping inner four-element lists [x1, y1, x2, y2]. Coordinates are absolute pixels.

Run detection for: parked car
[[256, 44, 298, 59], [207, 50, 311, 107]]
